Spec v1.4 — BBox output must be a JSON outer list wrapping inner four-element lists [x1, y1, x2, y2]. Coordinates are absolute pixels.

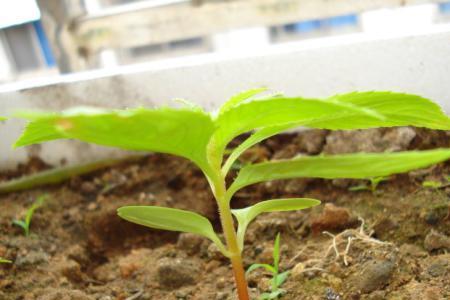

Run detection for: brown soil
[[0, 128, 449, 300]]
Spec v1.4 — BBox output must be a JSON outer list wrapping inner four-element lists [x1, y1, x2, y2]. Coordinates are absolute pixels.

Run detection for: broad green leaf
[[311, 92, 450, 129], [117, 206, 228, 256], [0, 117, 6, 121], [14, 115, 66, 146], [273, 233, 281, 272], [246, 263, 276, 275], [219, 87, 268, 115], [229, 149, 450, 196], [232, 198, 320, 250], [212, 92, 450, 169], [14, 107, 216, 177]]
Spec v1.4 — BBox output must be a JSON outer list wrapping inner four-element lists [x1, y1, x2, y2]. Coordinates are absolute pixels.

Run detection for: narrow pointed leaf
[[0, 156, 144, 194], [273, 233, 281, 272], [222, 124, 293, 175], [219, 87, 268, 115], [14, 107, 216, 176], [246, 263, 276, 275], [229, 149, 450, 195], [232, 198, 320, 250], [0, 258, 12, 264], [275, 271, 290, 287], [25, 195, 46, 226], [117, 206, 228, 256]]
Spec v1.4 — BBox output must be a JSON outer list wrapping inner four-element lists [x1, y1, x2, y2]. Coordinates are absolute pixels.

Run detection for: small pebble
[[353, 259, 395, 293], [424, 230, 450, 252], [157, 257, 200, 289], [310, 203, 358, 235]]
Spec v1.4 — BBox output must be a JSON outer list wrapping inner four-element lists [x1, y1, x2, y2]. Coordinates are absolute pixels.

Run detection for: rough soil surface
[[0, 128, 449, 300]]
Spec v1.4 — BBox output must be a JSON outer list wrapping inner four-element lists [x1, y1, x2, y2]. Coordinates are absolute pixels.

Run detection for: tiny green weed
[[13, 195, 46, 236], [422, 176, 450, 189], [422, 180, 443, 189], [348, 176, 389, 194], [0, 258, 12, 264], [247, 233, 289, 300]]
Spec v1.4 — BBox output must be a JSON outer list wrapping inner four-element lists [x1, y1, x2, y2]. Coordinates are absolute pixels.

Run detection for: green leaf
[[0, 258, 12, 264], [0, 117, 6, 121], [25, 195, 46, 228], [214, 92, 450, 169], [12, 220, 28, 235], [117, 206, 228, 256], [219, 87, 268, 115], [246, 263, 276, 275], [229, 149, 450, 196], [12, 195, 46, 236], [222, 124, 293, 176], [0, 156, 144, 194], [14, 107, 216, 177], [14, 115, 66, 146], [232, 198, 320, 250], [422, 180, 442, 189], [348, 184, 369, 192], [310, 92, 450, 130], [274, 271, 290, 287], [273, 233, 281, 272], [260, 290, 284, 300]]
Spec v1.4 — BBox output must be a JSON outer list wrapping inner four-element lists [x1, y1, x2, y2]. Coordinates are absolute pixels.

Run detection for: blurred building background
[[1, 0, 450, 83]]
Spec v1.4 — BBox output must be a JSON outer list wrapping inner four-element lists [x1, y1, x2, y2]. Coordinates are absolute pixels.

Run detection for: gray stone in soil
[[177, 232, 206, 255], [354, 259, 395, 294], [427, 259, 449, 277], [157, 257, 200, 289], [323, 127, 415, 154], [15, 249, 49, 267], [424, 230, 450, 252]]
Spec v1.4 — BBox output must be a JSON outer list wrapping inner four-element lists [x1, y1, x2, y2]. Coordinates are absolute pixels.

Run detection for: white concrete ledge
[[1, 27, 450, 170]]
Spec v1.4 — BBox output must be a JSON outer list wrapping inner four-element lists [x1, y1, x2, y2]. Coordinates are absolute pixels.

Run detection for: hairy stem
[[214, 178, 250, 300]]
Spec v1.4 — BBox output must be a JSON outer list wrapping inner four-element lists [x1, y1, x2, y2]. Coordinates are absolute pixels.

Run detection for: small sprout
[[422, 176, 450, 189], [12, 194, 47, 236], [0, 258, 12, 264], [247, 233, 289, 300], [348, 176, 389, 194], [422, 180, 443, 189]]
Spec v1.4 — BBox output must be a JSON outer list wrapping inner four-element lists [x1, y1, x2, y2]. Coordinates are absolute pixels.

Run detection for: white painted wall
[[1, 26, 450, 170]]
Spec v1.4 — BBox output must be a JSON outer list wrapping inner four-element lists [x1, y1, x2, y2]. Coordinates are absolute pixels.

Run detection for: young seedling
[[247, 233, 289, 300], [348, 176, 389, 194], [13, 194, 46, 236], [0, 258, 12, 264], [422, 176, 450, 189], [12, 90, 450, 300]]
